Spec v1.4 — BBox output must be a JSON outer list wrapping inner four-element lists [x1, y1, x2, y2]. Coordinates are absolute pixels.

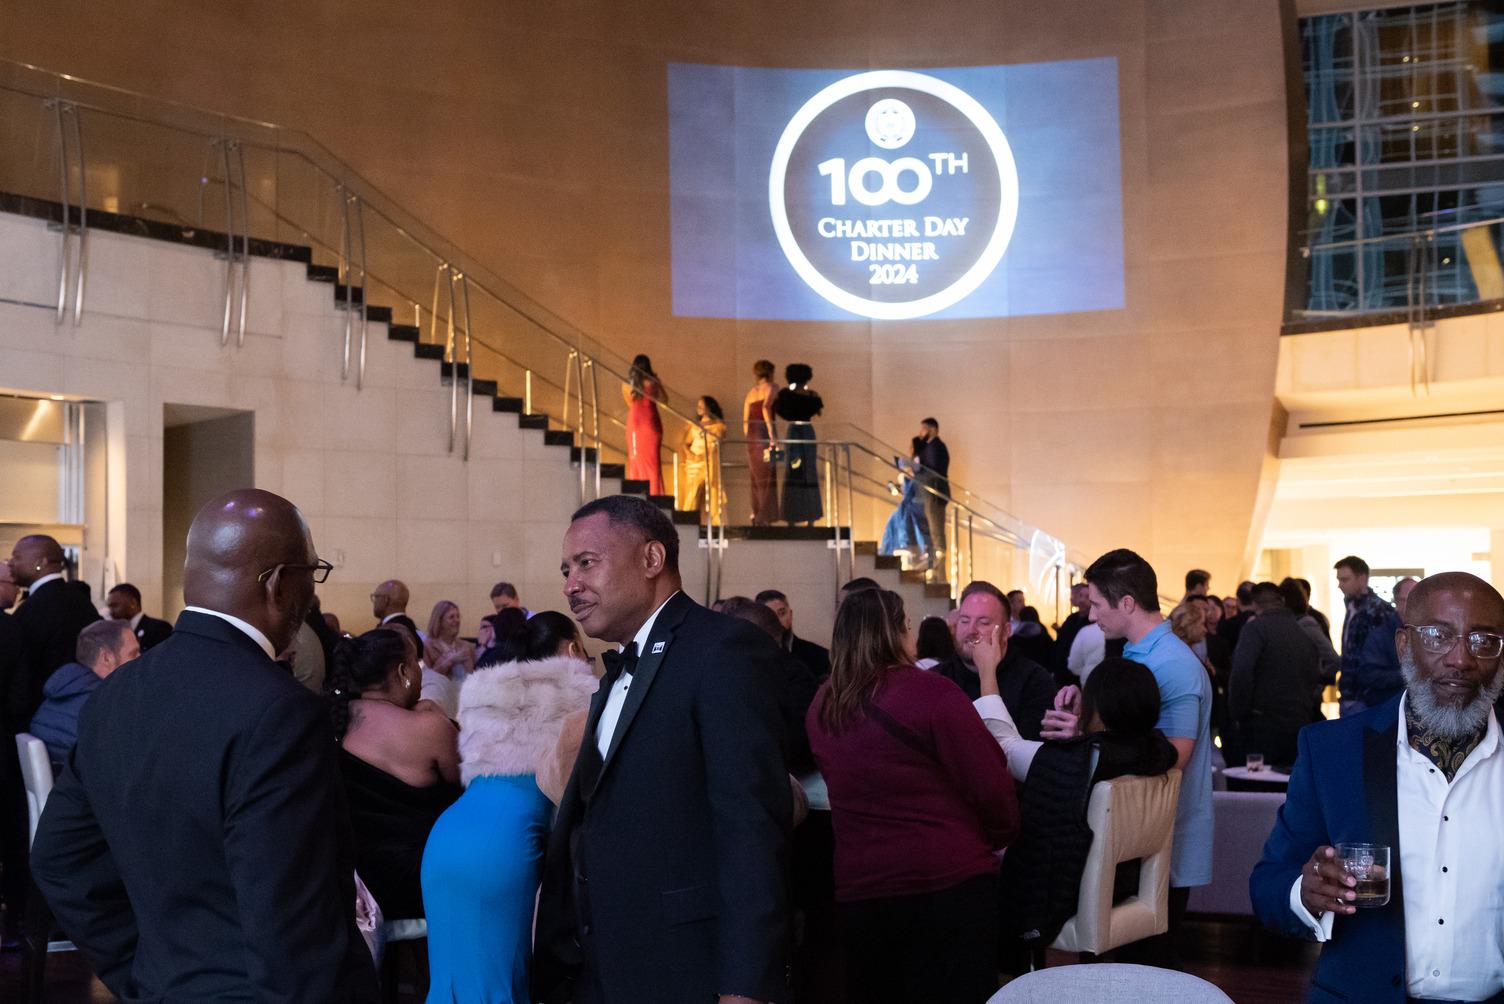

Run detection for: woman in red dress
[[743, 359, 780, 525], [621, 353, 666, 494]]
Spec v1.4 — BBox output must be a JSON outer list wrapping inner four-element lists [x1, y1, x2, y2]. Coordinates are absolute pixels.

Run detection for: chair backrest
[[14, 733, 56, 847], [988, 962, 1232, 1002], [1051, 768, 1182, 956]]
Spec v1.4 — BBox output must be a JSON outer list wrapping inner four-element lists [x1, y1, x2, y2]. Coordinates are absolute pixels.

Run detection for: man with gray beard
[[1251, 572, 1504, 1003]]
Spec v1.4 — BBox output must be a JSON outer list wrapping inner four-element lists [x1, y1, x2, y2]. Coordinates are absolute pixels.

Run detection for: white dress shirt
[[129, 611, 145, 632], [1288, 696, 1504, 1000], [182, 605, 277, 660], [595, 592, 678, 759], [27, 572, 64, 593]]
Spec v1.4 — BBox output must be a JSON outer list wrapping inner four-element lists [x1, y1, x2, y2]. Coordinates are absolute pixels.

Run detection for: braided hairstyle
[[492, 610, 582, 664], [325, 628, 409, 741]]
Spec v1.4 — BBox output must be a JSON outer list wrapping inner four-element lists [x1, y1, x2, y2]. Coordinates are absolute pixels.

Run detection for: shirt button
[[1442, 866, 1448, 873], [1433, 970, 1441, 977], [1439, 918, 1445, 925], [1444, 815, 1450, 821]]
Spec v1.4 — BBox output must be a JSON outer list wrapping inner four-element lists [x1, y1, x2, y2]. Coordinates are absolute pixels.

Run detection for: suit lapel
[[600, 591, 693, 776], [1361, 713, 1406, 926]]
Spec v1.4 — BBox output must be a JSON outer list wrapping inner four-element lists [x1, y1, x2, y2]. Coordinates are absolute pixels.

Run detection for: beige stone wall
[[0, 0, 1292, 588]]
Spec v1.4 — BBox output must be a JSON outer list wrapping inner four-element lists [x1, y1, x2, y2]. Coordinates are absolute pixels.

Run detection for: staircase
[[0, 201, 950, 645]]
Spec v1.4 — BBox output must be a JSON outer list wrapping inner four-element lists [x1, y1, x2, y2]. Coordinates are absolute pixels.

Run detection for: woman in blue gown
[[879, 437, 932, 565], [421, 612, 596, 1003]]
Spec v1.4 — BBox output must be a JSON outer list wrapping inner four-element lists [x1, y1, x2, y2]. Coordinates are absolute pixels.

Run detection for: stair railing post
[[354, 193, 368, 387], [69, 103, 87, 327], [460, 272, 474, 462], [586, 358, 601, 498], [445, 264, 457, 455], [233, 141, 249, 346], [338, 183, 351, 375], [843, 444, 856, 584], [220, 139, 237, 347], [50, 99, 71, 326]]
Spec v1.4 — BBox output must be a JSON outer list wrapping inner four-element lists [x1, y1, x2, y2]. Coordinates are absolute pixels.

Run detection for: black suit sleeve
[[31, 750, 140, 996], [1006, 661, 1058, 742], [222, 688, 370, 1002], [696, 626, 792, 1000]]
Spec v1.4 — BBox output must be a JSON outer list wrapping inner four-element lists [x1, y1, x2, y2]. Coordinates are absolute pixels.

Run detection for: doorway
[[163, 405, 254, 616]]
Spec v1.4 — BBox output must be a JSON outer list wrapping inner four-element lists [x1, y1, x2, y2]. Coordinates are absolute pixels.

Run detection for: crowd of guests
[[3, 495, 1503, 1003]]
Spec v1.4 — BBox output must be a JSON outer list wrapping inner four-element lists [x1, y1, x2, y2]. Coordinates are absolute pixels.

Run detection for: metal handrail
[[1, 58, 1079, 580]]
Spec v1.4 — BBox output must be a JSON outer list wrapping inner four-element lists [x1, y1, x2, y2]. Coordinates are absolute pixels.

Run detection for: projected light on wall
[[668, 59, 1125, 322]]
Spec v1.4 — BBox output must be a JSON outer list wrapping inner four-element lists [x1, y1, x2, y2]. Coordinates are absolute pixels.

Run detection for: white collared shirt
[[28, 572, 64, 593], [182, 606, 277, 661], [594, 592, 679, 759], [129, 611, 144, 632], [1289, 695, 1504, 999]]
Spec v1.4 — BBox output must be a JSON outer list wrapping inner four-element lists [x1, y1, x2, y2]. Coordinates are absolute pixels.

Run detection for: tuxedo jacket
[[132, 614, 173, 652], [30, 611, 378, 1002], [8, 578, 101, 726], [380, 613, 419, 638], [0, 611, 23, 734], [533, 591, 792, 1004], [789, 633, 830, 681], [1250, 695, 1409, 1002]]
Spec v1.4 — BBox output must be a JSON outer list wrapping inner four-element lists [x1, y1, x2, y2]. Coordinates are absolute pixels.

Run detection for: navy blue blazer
[[1250, 695, 1410, 1003]]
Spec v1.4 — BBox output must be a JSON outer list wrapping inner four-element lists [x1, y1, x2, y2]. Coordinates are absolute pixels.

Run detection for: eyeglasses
[[257, 559, 334, 585], [1406, 624, 1504, 660]]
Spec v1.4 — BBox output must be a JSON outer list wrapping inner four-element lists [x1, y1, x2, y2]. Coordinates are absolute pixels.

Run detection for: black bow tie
[[601, 642, 639, 681]]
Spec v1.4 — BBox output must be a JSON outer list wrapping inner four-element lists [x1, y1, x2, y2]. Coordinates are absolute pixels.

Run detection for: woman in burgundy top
[[806, 588, 1019, 1004]]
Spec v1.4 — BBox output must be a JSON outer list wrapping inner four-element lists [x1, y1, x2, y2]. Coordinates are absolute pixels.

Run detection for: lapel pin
[[652, 641, 666, 654]]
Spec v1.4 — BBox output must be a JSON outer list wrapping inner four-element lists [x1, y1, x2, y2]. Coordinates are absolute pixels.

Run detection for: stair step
[[544, 430, 574, 447], [854, 540, 878, 556], [388, 324, 420, 343], [492, 396, 524, 413], [365, 304, 393, 324], [872, 555, 900, 570], [307, 264, 338, 283], [671, 509, 701, 526], [518, 414, 549, 430], [415, 343, 444, 361], [440, 361, 471, 380], [925, 583, 952, 600], [899, 569, 927, 584], [471, 379, 498, 397], [647, 494, 675, 510], [620, 478, 650, 495], [599, 463, 626, 480], [570, 446, 599, 463], [332, 283, 366, 306]]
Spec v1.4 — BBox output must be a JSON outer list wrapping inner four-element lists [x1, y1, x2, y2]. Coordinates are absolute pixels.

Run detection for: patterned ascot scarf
[[1405, 701, 1487, 782]]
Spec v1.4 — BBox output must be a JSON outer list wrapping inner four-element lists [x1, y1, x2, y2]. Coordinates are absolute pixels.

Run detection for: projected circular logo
[[768, 70, 1019, 321]]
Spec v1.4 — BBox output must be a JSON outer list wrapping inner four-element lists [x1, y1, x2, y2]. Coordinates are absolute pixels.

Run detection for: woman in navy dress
[[879, 437, 931, 564], [421, 612, 596, 1003]]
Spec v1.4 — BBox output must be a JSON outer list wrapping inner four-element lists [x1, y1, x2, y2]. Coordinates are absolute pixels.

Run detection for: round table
[[1222, 765, 1290, 792]]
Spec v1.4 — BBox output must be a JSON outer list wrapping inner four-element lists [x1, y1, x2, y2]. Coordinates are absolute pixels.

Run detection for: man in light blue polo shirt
[[1084, 548, 1213, 952]]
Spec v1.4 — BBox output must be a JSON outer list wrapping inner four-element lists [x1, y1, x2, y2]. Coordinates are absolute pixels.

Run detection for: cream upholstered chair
[[1050, 769, 1182, 957], [15, 733, 54, 845], [989, 962, 1231, 1002]]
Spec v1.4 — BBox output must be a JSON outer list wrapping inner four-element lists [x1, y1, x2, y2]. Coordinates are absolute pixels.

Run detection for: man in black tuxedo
[[756, 588, 831, 681], [370, 578, 418, 637], [0, 558, 26, 942], [534, 496, 791, 1004], [6, 535, 101, 726], [31, 489, 377, 1002], [105, 582, 173, 651]]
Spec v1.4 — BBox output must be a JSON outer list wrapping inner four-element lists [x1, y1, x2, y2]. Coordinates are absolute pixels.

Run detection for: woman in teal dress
[[421, 612, 596, 1003]]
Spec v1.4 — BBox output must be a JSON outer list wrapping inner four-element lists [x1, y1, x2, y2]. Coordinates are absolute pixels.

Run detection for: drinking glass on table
[[1245, 753, 1265, 773], [1337, 842, 1390, 908]]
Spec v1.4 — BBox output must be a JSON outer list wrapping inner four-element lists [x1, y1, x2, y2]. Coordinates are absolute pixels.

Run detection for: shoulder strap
[[865, 700, 943, 769]]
